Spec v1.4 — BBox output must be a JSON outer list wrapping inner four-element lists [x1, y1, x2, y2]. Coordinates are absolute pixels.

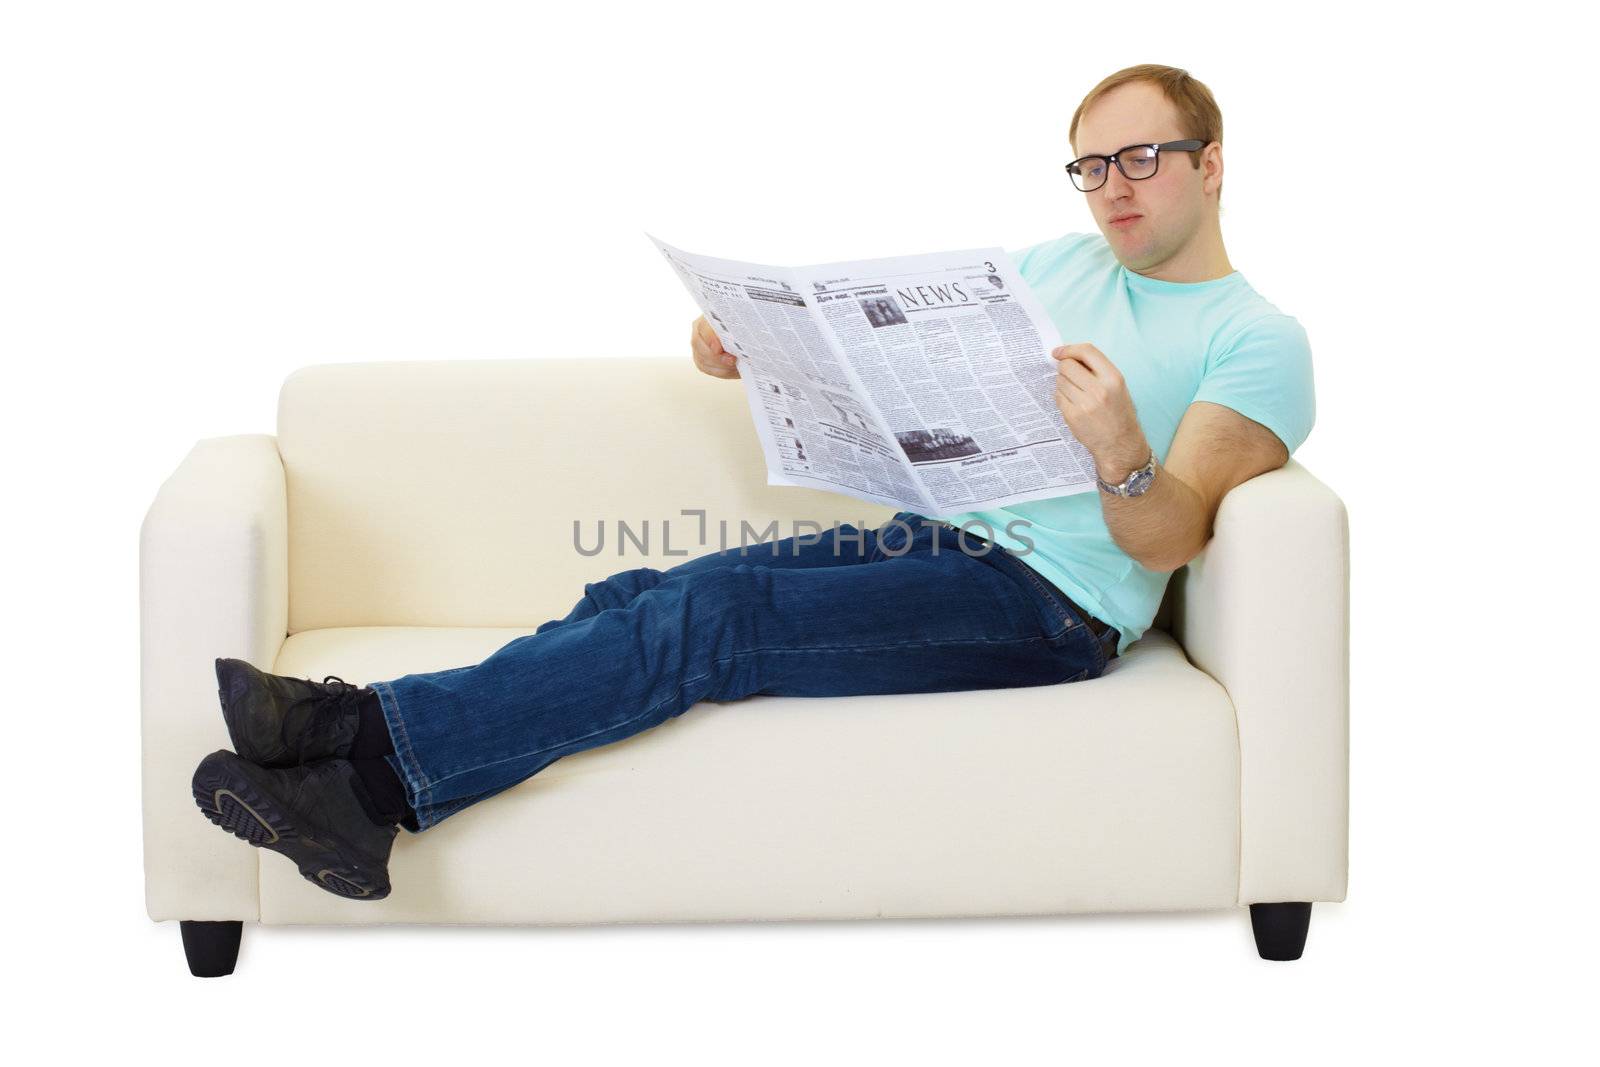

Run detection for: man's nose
[[1099, 165, 1133, 203]]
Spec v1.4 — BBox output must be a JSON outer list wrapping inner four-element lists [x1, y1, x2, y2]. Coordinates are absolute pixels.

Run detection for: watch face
[[1128, 468, 1155, 494]]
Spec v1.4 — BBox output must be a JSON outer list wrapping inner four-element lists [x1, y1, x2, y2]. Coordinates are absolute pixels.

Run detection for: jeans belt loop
[[1064, 593, 1111, 639]]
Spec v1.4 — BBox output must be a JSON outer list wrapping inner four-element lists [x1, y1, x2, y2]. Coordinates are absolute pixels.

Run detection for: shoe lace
[[281, 675, 367, 764]]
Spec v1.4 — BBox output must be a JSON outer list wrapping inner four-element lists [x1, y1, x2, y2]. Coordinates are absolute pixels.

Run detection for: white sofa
[[141, 358, 1349, 975]]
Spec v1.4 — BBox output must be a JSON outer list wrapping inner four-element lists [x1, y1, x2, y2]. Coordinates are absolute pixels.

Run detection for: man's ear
[[1203, 142, 1224, 197]]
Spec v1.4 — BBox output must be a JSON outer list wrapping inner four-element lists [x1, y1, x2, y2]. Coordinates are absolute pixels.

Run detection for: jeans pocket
[[1005, 552, 1080, 640]]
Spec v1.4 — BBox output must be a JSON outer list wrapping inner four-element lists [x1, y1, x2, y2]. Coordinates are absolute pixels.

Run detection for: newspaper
[[651, 234, 1101, 514]]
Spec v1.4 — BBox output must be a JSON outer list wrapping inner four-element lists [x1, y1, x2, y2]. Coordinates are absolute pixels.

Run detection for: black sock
[[347, 689, 417, 830], [348, 689, 396, 760], [352, 756, 417, 829]]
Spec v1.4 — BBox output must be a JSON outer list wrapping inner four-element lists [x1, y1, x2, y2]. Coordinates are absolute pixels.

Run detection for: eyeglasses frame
[[1064, 139, 1208, 192]]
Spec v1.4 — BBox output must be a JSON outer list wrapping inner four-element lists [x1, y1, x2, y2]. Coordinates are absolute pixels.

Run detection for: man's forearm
[[1095, 442, 1208, 573], [1046, 341, 1210, 572]]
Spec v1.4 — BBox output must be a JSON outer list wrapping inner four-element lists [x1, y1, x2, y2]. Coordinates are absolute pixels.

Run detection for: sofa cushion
[[261, 626, 1240, 923]]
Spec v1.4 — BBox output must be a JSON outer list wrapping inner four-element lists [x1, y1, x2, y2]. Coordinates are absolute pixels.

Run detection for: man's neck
[[1125, 221, 1233, 283]]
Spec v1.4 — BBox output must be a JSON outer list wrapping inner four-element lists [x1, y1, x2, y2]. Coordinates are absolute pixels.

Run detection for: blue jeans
[[369, 511, 1119, 831]]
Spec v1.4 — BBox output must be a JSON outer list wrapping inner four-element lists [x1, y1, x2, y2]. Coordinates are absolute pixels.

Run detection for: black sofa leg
[[1249, 902, 1312, 960], [181, 920, 243, 977]]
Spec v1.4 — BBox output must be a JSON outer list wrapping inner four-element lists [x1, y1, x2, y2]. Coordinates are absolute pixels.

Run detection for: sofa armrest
[[141, 434, 289, 921], [1166, 458, 1349, 905]]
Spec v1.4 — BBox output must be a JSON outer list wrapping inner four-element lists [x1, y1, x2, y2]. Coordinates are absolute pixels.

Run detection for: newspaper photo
[[651, 234, 1102, 514]]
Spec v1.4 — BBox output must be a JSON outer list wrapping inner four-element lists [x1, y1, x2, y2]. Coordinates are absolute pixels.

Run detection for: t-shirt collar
[[1120, 264, 1244, 294]]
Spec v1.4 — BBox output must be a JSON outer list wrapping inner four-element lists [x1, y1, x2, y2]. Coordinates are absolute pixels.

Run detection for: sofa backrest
[[277, 358, 900, 633], [277, 357, 1184, 635]]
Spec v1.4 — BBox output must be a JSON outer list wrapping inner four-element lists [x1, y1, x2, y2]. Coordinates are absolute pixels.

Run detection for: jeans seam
[[868, 514, 911, 563], [995, 550, 1119, 669], [420, 795, 474, 823], [369, 680, 434, 820], [996, 552, 1114, 673], [419, 631, 1064, 793], [1003, 551, 1077, 637]]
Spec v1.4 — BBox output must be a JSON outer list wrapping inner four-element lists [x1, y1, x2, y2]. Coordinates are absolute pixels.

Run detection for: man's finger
[[1070, 344, 1117, 377], [1051, 346, 1091, 372], [699, 320, 726, 354], [1053, 343, 1105, 369], [696, 349, 740, 379], [1057, 357, 1093, 389], [698, 353, 735, 377]]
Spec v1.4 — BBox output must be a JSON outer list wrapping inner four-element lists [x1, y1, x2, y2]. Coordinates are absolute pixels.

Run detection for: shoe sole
[[191, 751, 391, 901]]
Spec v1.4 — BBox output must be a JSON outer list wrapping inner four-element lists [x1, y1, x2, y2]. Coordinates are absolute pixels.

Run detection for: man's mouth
[[1109, 213, 1142, 229]]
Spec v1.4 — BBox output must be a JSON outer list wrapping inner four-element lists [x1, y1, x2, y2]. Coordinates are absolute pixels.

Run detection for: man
[[191, 63, 1314, 901]]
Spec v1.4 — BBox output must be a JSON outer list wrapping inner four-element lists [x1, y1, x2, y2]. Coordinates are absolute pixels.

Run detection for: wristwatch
[[1096, 449, 1157, 497]]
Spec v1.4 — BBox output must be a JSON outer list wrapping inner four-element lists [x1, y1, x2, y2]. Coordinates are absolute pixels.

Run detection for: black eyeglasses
[[1065, 139, 1206, 192]]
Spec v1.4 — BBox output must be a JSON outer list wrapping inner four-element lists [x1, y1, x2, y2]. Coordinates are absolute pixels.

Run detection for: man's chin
[[1105, 234, 1154, 268]]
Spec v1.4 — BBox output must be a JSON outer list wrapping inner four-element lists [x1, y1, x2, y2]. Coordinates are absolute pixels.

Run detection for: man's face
[[1072, 81, 1216, 271]]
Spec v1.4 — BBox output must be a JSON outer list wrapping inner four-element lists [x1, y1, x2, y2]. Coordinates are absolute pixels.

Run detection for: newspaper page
[[651, 234, 1101, 513], [652, 236, 931, 511]]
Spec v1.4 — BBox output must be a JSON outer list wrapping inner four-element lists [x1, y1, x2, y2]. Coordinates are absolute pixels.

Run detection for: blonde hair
[[1069, 64, 1223, 201]]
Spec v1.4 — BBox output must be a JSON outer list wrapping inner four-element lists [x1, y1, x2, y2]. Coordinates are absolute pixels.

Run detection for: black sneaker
[[214, 657, 366, 767], [191, 750, 398, 901]]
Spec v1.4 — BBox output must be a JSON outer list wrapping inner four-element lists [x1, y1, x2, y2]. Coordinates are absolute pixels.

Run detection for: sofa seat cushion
[[262, 627, 1241, 923]]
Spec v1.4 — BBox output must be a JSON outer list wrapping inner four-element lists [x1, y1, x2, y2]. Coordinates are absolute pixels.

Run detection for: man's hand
[[1051, 342, 1150, 482], [691, 315, 741, 380]]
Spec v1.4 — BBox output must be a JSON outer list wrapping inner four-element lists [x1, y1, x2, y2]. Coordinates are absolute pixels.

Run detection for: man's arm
[[1051, 343, 1290, 574], [1096, 400, 1289, 573]]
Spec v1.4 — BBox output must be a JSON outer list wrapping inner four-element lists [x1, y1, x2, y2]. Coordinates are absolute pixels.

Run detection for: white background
[[4, 0, 1593, 1061]]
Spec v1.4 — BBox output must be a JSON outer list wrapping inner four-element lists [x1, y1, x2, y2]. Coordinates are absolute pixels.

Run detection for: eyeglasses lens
[[1068, 145, 1160, 191]]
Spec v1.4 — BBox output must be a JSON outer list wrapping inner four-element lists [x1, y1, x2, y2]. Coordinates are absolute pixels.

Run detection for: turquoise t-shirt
[[916, 232, 1316, 656]]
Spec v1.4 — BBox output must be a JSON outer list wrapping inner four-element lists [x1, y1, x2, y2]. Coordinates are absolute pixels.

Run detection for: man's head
[[1068, 65, 1225, 274]]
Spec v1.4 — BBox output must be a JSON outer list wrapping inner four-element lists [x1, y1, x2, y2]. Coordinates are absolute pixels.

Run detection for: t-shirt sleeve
[[1007, 233, 1092, 285], [1191, 314, 1317, 455], [1006, 240, 1048, 275]]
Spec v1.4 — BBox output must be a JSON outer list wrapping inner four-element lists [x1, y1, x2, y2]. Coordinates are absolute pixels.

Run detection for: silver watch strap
[[1096, 449, 1155, 496]]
